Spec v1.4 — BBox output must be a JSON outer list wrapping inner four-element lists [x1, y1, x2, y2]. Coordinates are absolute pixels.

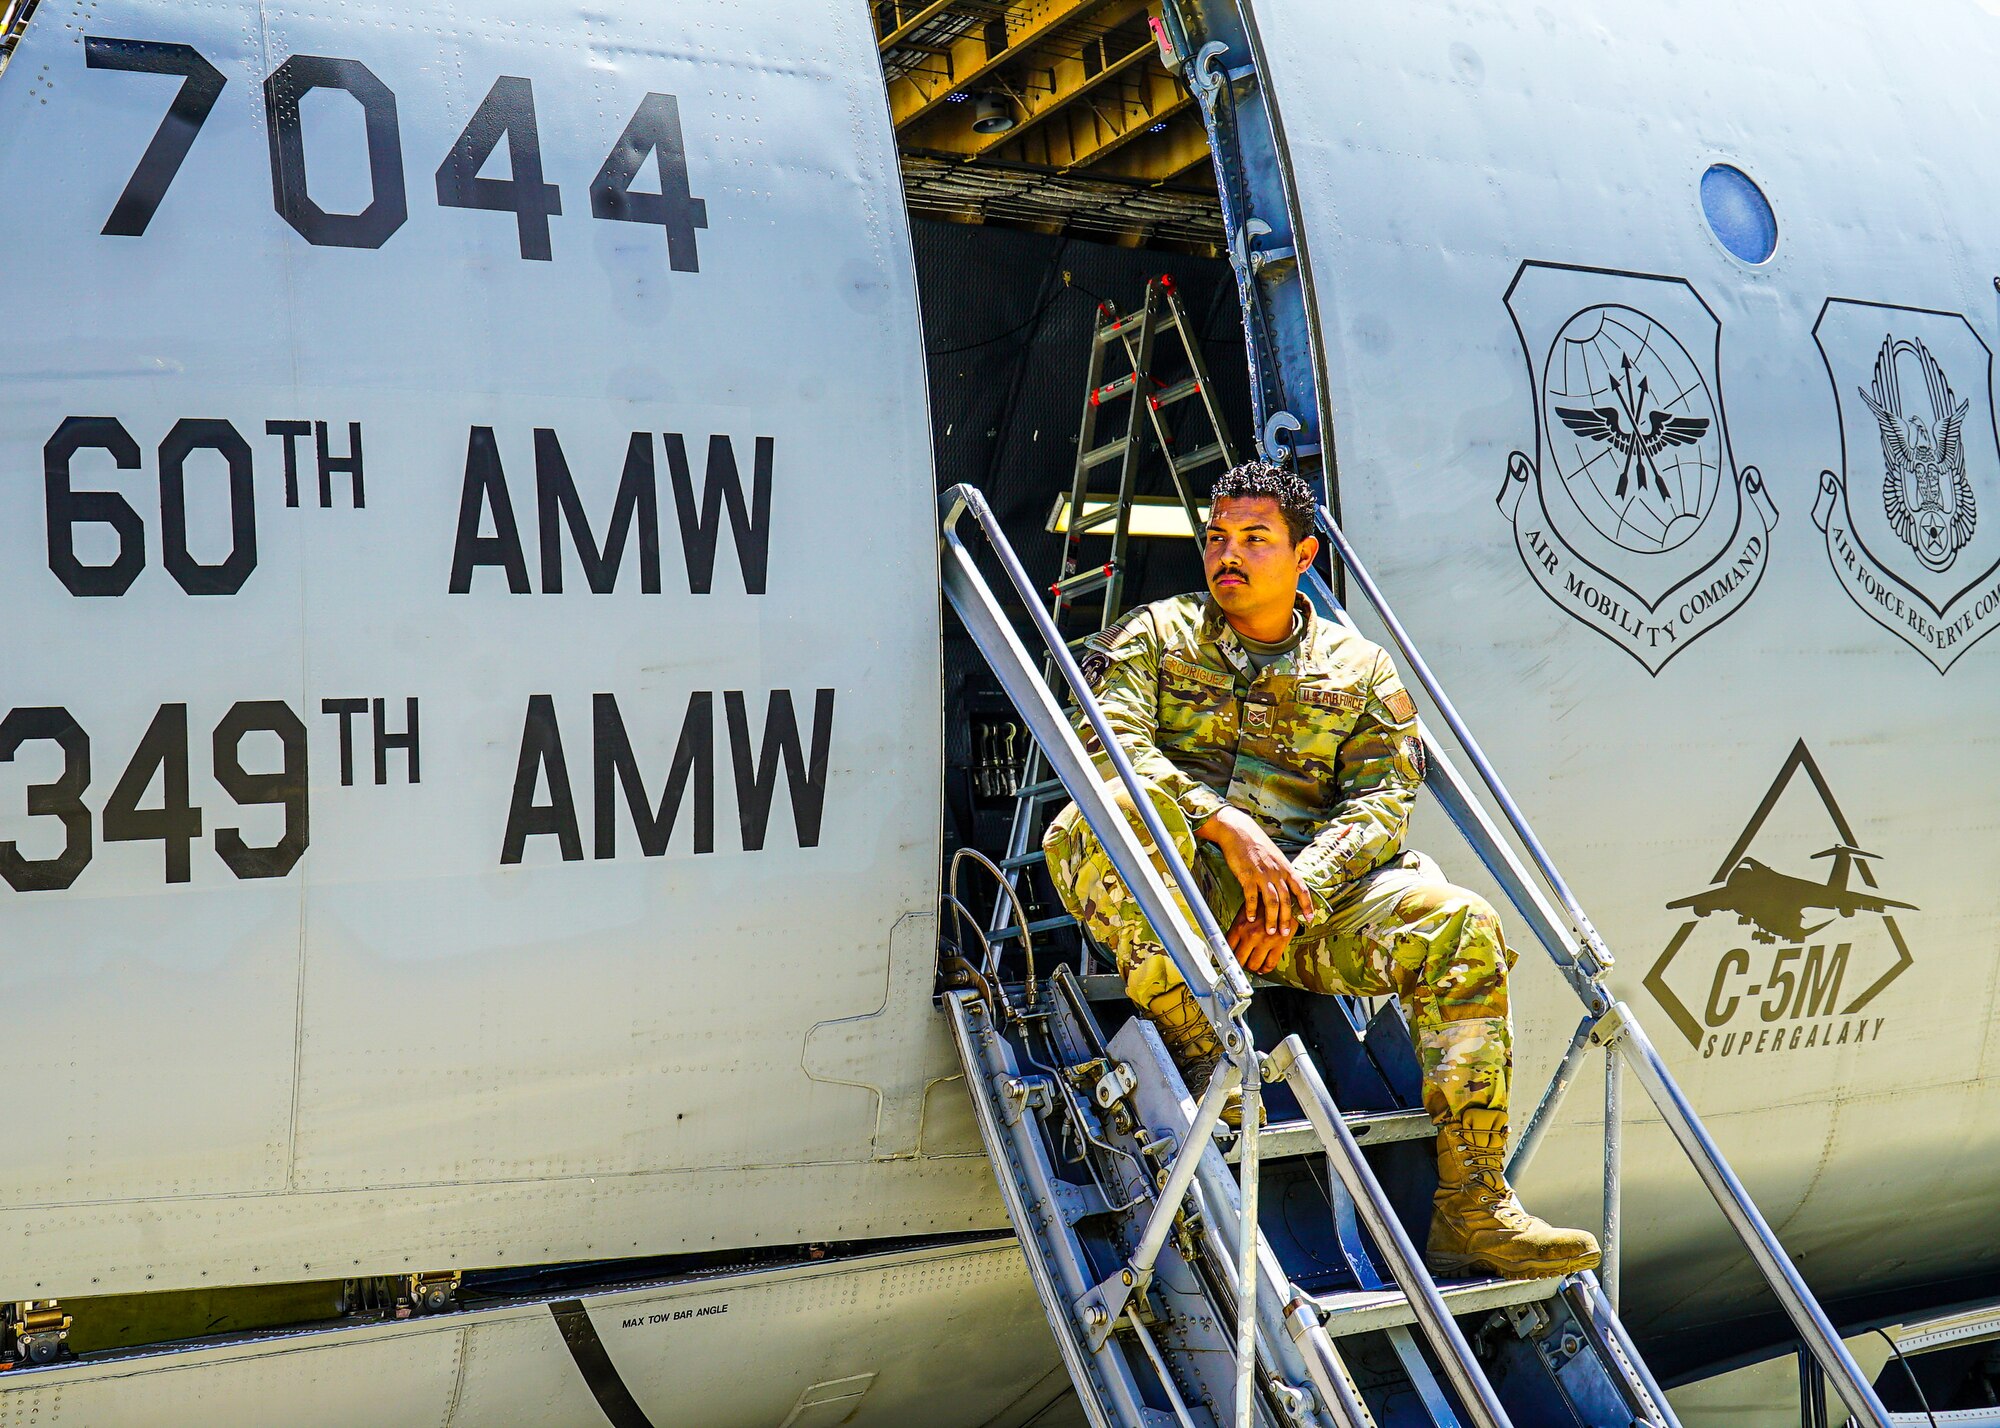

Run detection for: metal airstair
[[936, 485, 1893, 1428]]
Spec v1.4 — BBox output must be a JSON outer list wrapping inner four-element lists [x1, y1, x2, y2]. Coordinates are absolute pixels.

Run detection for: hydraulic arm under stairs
[[937, 485, 1893, 1428]]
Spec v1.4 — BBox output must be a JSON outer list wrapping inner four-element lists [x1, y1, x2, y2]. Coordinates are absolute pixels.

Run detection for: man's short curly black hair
[[1209, 459, 1317, 545]]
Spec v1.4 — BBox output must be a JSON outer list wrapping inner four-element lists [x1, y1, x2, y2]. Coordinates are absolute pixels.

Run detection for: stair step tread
[[988, 913, 1077, 943], [1308, 1274, 1562, 1337], [1225, 1109, 1433, 1162]]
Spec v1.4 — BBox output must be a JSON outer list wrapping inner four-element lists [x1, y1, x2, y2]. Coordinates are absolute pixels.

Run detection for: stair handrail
[[941, 484, 1253, 1046], [1304, 502, 1892, 1428], [1311, 507, 1615, 999]]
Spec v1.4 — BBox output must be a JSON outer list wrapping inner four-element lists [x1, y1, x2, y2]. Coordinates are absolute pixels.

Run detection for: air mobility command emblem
[[1646, 741, 1914, 1060], [1812, 299, 2000, 671], [1498, 262, 1778, 674]]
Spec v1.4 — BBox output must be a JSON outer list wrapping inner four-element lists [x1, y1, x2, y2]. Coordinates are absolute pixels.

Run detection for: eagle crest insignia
[[1812, 300, 2000, 672], [1858, 334, 1977, 573]]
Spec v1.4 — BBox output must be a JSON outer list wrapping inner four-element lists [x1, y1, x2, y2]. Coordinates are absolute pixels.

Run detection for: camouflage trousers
[[1043, 782, 1516, 1122]]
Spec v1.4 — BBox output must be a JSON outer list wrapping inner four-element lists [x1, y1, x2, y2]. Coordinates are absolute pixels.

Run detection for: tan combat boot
[[1127, 955, 1250, 1129], [1426, 1106, 1601, 1279]]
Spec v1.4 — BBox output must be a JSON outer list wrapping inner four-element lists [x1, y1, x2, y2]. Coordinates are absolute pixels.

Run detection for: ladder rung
[[1016, 778, 1065, 801], [1080, 438, 1132, 471], [1225, 1109, 1434, 1163], [1097, 312, 1145, 339], [1171, 442, 1226, 475], [1308, 1275, 1561, 1339], [989, 913, 1076, 943], [995, 849, 1048, 871], [1054, 566, 1114, 599], [1150, 377, 1202, 409], [1091, 373, 1139, 405]]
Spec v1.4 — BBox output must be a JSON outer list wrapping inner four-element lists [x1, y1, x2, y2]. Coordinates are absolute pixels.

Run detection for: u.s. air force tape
[[1292, 686, 1365, 714]]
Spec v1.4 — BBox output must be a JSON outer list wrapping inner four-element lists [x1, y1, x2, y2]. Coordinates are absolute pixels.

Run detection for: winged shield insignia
[[1498, 263, 1777, 675], [1554, 353, 1712, 501]]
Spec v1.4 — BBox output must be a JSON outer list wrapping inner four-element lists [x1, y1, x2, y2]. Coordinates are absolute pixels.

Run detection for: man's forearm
[[1292, 797, 1410, 901]]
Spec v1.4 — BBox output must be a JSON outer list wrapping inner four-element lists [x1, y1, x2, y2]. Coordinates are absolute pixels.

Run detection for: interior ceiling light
[[1048, 494, 1208, 540], [972, 93, 1016, 135]]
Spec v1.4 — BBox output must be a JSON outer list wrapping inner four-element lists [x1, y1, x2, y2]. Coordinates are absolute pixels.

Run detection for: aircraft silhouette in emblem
[[1665, 845, 1916, 945]]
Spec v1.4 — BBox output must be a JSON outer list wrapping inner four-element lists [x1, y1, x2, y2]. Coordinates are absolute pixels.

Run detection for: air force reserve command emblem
[[1498, 263, 1778, 674], [1813, 300, 2000, 671]]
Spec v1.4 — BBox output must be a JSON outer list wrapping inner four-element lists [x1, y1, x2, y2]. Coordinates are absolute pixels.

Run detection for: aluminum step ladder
[[989, 274, 1239, 947], [939, 484, 1892, 1428], [1050, 273, 1238, 636]]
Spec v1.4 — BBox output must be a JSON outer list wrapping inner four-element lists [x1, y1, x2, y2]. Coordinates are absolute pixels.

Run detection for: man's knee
[[1042, 797, 1088, 859], [1043, 780, 1190, 870], [1393, 879, 1492, 930], [1394, 881, 1513, 994]]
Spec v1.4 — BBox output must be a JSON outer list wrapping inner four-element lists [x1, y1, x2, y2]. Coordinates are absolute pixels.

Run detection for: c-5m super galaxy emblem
[[1646, 742, 1915, 1060], [1499, 263, 1778, 674], [1813, 300, 2000, 671]]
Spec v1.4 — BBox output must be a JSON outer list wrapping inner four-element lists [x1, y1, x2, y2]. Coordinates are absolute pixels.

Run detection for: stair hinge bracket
[[1588, 1002, 1631, 1051], [1076, 1265, 1149, 1353], [4, 1300, 70, 1367]]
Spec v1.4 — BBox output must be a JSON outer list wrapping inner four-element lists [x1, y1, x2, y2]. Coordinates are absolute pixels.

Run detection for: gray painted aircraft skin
[[0, 0, 1992, 1422]]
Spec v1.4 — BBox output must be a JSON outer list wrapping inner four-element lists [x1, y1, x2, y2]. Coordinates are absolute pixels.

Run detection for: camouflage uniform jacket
[[1073, 592, 1424, 904]]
